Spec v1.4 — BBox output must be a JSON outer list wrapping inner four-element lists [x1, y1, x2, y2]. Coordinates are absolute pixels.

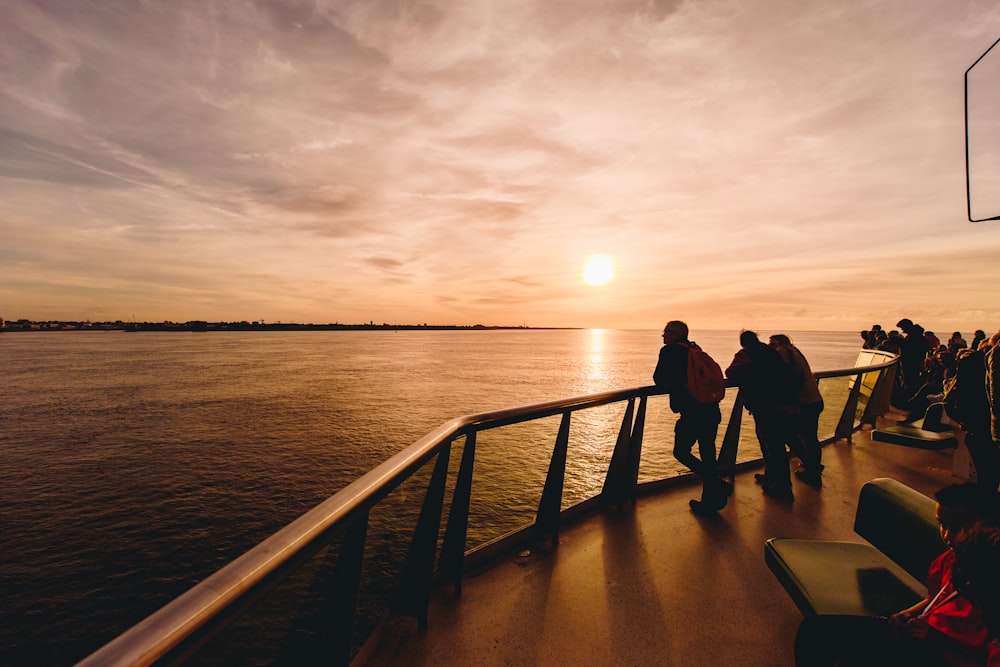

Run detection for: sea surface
[[0, 329, 862, 666]]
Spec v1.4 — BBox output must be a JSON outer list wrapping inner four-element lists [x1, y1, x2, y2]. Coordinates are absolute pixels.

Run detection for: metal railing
[[77, 352, 898, 667]]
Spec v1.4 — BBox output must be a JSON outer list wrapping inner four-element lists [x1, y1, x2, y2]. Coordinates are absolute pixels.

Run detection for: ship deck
[[363, 409, 961, 666]]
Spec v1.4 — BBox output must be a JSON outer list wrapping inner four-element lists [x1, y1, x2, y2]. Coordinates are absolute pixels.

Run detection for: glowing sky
[[2, 1, 1000, 332]]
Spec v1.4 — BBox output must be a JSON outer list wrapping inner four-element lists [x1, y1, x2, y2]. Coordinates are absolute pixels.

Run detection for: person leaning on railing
[[725, 330, 799, 502], [769, 334, 825, 487], [653, 320, 732, 515]]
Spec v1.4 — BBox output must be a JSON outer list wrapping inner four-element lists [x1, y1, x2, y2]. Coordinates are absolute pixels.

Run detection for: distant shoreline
[[0, 321, 578, 333]]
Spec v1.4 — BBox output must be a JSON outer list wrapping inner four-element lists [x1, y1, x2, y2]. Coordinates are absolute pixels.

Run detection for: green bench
[[764, 478, 944, 617], [872, 403, 956, 450]]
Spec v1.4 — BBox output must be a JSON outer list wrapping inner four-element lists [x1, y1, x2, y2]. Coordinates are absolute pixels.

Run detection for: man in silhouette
[[770, 334, 825, 487], [653, 320, 731, 515], [896, 318, 931, 409], [726, 330, 799, 501]]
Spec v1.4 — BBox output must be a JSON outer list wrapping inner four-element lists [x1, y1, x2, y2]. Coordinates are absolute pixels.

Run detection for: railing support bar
[[536, 412, 571, 546], [602, 398, 636, 506], [867, 364, 896, 423], [859, 368, 886, 426], [835, 373, 865, 442], [392, 441, 452, 628], [718, 390, 745, 479], [626, 396, 647, 496], [439, 433, 477, 596], [320, 511, 369, 666]]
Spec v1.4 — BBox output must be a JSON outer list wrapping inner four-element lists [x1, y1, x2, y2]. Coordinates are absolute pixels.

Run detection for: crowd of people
[[872, 319, 1000, 492], [653, 319, 1000, 509], [652, 319, 1000, 665]]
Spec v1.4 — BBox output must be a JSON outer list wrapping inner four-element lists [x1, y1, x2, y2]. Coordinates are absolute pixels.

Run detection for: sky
[[2, 1, 1000, 333]]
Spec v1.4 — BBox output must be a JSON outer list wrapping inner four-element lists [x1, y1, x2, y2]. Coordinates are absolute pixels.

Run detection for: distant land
[[0, 318, 576, 332]]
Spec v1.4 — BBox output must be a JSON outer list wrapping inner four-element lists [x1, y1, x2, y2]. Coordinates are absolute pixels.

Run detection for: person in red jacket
[[794, 483, 1000, 666], [953, 525, 1000, 666]]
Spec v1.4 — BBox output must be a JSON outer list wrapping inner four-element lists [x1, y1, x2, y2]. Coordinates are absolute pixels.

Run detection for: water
[[0, 329, 861, 666]]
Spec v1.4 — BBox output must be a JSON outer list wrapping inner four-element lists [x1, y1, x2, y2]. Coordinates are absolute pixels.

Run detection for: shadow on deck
[[363, 410, 959, 666]]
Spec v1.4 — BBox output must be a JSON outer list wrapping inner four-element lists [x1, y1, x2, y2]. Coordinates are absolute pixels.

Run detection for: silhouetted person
[[862, 324, 883, 350], [946, 345, 1000, 491], [879, 329, 904, 354], [653, 320, 731, 515], [970, 329, 986, 352], [948, 332, 968, 354], [725, 330, 799, 501], [770, 334, 825, 486], [900, 348, 955, 424], [896, 318, 931, 408], [986, 331, 1000, 491]]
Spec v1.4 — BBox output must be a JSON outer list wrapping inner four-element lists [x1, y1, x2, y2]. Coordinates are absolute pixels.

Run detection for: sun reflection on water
[[585, 328, 607, 381]]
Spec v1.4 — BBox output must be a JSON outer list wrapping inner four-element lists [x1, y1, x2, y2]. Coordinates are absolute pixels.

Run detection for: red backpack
[[684, 342, 726, 404]]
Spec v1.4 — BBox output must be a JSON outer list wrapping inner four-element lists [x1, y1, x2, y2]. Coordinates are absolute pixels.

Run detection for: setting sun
[[582, 254, 615, 286]]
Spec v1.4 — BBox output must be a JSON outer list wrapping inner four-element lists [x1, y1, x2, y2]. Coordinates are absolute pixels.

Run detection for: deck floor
[[363, 411, 961, 666]]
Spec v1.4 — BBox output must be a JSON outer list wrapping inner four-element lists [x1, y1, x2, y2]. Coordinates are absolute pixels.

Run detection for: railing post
[[859, 367, 886, 426], [717, 389, 745, 478], [320, 511, 369, 666], [439, 433, 477, 596], [835, 373, 865, 443], [393, 442, 452, 628], [863, 363, 896, 424], [626, 396, 647, 494], [536, 412, 571, 546], [602, 398, 636, 506]]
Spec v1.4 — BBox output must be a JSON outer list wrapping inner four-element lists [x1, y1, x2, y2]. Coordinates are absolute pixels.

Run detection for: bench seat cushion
[[871, 424, 956, 450], [764, 538, 927, 617]]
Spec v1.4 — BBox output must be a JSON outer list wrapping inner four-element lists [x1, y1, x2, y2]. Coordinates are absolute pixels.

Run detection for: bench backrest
[[921, 402, 951, 433], [854, 478, 945, 582]]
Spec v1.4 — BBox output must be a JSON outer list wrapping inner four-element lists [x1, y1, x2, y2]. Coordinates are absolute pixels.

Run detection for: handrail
[[77, 352, 898, 667]]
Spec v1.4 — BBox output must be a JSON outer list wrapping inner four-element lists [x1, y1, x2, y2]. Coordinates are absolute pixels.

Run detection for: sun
[[582, 254, 615, 286]]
